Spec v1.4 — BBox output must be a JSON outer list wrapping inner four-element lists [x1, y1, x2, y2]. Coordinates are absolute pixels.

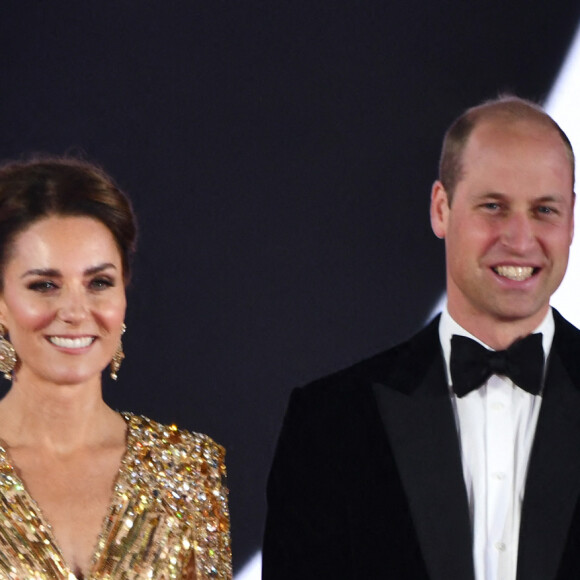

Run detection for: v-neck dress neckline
[[0, 412, 134, 579], [0, 413, 232, 579]]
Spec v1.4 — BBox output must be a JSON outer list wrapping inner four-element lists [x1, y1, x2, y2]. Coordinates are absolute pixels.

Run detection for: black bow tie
[[450, 333, 544, 397]]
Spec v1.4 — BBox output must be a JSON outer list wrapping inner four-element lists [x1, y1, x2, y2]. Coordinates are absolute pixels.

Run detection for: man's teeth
[[494, 266, 534, 281], [49, 336, 94, 348]]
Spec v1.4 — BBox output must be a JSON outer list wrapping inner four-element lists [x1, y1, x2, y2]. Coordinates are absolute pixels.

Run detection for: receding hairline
[[439, 96, 575, 201]]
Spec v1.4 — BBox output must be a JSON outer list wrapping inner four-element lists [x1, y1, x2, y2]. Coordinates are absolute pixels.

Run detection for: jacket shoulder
[[295, 314, 442, 403], [552, 309, 580, 384]]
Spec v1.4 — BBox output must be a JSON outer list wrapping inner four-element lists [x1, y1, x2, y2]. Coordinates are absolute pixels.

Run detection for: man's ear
[[570, 191, 575, 247], [430, 180, 450, 239]]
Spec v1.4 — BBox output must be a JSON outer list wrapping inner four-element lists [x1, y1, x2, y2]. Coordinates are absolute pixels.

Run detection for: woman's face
[[0, 215, 126, 387]]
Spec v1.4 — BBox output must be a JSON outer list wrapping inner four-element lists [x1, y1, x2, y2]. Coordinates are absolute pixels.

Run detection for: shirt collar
[[438, 305, 555, 386]]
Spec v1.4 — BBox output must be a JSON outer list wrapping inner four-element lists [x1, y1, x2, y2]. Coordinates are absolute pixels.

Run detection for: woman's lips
[[47, 336, 96, 349]]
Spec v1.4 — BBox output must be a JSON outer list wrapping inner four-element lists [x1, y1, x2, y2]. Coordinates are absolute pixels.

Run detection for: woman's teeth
[[494, 265, 534, 281], [49, 336, 94, 348]]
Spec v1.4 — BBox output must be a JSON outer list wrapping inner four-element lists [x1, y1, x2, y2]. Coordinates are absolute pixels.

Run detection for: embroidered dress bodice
[[0, 413, 232, 579]]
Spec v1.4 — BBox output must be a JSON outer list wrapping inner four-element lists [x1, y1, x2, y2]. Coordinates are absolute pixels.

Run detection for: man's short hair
[[439, 95, 575, 203]]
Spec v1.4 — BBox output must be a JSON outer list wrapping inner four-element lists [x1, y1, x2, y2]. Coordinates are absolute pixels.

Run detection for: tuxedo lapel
[[517, 315, 580, 580], [373, 320, 475, 580]]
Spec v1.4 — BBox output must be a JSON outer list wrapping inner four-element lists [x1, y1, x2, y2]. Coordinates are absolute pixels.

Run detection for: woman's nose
[[56, 289, 88, 324]]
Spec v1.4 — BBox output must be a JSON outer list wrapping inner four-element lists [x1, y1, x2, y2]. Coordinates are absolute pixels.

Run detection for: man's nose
[[500, 212, 535, 252]]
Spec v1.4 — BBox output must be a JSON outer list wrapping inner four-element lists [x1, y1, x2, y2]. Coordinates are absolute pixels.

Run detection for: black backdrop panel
[[2, 0, 580, 569]]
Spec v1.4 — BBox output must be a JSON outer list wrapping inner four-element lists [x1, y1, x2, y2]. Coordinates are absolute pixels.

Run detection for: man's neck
[[446, 304, 551, 350]]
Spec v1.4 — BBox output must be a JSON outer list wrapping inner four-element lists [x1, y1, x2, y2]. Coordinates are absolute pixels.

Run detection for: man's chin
[[485, 301, 551, 326]]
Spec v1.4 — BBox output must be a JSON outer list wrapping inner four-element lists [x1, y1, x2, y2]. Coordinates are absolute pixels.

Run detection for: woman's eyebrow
[[20, 263, 118, 279], [21, 268, 60, 279], [85, 263, 118, 276]]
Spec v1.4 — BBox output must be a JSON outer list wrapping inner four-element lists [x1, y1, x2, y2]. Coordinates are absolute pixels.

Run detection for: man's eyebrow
[[474, 192, 568, 202], [20, 263, 118, 279], [473, 192, 506, 199], [534, 194, 568, 203]]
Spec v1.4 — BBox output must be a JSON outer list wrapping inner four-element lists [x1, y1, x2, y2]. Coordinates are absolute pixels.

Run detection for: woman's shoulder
[[115, 413, 232, 579], [120, 411, 226, 470]]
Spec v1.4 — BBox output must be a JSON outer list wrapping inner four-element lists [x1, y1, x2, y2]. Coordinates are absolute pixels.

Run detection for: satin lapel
[[517, 348, 580, 580], [373, 333, 474, 580]]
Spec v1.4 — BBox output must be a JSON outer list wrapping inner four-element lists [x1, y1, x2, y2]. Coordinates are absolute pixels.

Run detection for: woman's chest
[[9, 447, 125, 576]]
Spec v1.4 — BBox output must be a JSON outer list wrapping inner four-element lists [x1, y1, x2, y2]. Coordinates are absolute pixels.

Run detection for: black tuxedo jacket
[[263, 310, 580, 579]]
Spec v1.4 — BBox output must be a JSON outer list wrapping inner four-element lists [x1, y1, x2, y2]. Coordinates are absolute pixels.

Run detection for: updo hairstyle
[[0, 156, 137, 289]]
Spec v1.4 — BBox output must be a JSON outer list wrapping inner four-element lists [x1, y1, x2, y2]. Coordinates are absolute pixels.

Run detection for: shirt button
[[491, 402, 505, 411], [492, 472, 506, 480], [495, 542, 506, 552]]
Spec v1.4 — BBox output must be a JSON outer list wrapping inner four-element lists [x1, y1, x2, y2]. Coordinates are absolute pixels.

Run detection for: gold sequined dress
[[0, 413, 232, 580]]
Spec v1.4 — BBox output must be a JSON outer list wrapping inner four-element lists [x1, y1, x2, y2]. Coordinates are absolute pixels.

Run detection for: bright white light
[[545, 25, 580, 326], [234, 551, 261, 580], [430, 23, 580, 325]]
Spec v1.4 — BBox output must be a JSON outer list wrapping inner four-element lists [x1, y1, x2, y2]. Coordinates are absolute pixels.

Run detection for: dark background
[[2, 1, 580, 571]]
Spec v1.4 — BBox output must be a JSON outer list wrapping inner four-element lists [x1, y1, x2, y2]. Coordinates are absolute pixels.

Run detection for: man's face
[[431, 119, 574, 339]]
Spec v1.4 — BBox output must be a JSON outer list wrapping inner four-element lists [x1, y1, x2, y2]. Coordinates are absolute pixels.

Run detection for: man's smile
[[492, 265, 537, 281]]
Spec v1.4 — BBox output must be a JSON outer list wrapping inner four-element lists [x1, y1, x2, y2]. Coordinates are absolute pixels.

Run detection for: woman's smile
[[0, 216, 126, 387]]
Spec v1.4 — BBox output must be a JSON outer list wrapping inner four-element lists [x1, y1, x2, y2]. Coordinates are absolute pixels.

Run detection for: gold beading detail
[[0, 413, 232, 579]]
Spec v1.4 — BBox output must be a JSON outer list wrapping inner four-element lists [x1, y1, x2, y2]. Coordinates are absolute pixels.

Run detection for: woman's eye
[[28, 281, 57, 292], [90, 278, 114, 290]]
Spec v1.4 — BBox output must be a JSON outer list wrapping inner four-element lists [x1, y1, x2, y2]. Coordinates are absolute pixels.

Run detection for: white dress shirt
[[438, 307, 554, 580]]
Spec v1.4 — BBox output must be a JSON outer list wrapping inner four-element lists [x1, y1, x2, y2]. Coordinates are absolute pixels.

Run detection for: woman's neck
[[0, 374, 121, 453]]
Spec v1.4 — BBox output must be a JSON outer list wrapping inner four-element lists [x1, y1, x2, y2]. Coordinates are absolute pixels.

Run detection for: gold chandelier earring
[[110, 323, 126, 380], [0, 324, 17, 381]]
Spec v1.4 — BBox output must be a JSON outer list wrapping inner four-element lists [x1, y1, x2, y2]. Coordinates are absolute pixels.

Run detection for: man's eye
[[537, 206, 554, 215], [483, 202, 500, 210], [28, 281, 57, 292]]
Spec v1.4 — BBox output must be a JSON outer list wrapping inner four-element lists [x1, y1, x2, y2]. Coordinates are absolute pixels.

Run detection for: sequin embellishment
[[0, 413, 232, 579]]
